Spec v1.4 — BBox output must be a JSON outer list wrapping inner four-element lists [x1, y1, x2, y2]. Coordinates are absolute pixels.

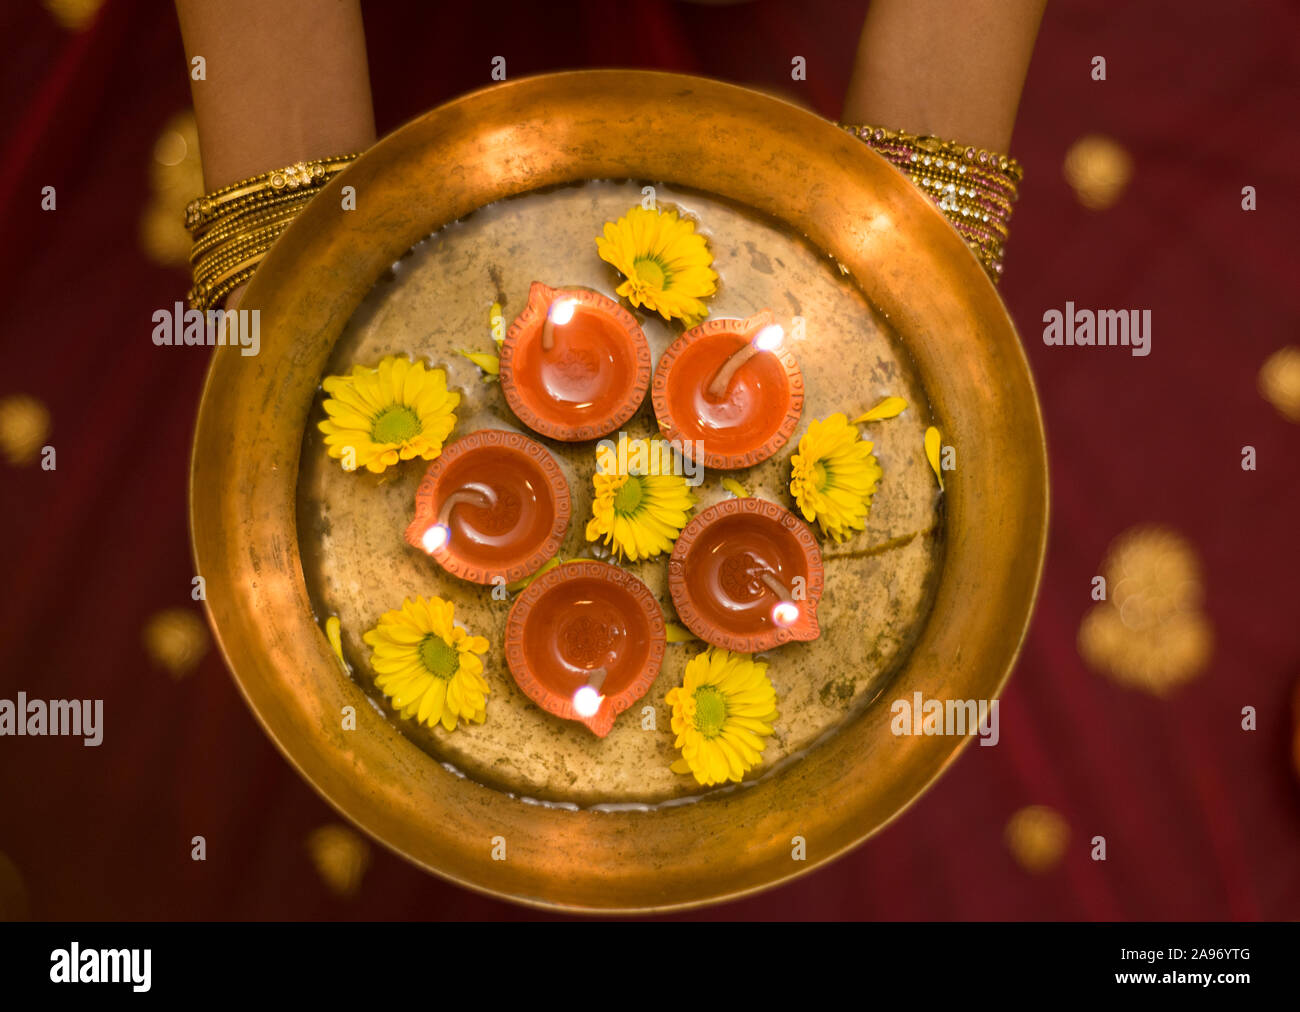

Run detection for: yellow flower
[[789, 413, 883, 543], [852, 396, 907, 423], [362, 596, 489, 731], [323, 616, 349, 672], [457, 348, 500, 379], [924, 426, 944, 490], [318, 355, 459, 474], [585, 438, 696, 561], [596, 206, 717, 325], [666, 647, 778, 786]]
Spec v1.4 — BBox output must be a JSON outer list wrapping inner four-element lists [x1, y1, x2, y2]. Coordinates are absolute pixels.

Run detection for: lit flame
[[572, 685, 603, 717], [753, 324, 784, 352], [549, 298, 578, 327], [421, 524, 451, 553], [772, 601, 800, 627]]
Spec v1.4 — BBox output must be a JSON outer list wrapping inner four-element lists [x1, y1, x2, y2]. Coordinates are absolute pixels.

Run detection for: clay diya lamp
[[499, 282, 653, 442], [668, 497, 823, 652], [652, 309, 803, 470], [504, 560, 666, 737], [404, 429, 570, 585]]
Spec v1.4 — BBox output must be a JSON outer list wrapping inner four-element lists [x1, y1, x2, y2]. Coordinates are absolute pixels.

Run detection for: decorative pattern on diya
[[1078, 526, 1213, 694], [1063, 134, 1133, 211], [668, 497, 823, 652], [404, 429, 571, 585], [499, 282, 652, 442], [504, 561, 666, 738], [652, 310, 804, 470]]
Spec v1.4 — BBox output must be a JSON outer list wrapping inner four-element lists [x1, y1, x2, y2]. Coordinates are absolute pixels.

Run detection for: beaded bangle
[[838, 123, 1022, 281], [184, 154, 360, 234], [185, 152, 361, 310], [187, 201, 309, 264]]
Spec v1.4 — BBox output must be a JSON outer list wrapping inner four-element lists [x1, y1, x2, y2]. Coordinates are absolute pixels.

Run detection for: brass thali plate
[[190, 70, 1048, 912]]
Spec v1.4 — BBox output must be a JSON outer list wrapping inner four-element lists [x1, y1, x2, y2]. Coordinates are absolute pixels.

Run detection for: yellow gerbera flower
[[585, 438, 696, 562], [362, 596, 489, 731], [318, 355, 459, 474], [789, 413, 883, 543], [596, 206, 717, 325], [666, 647, 779, 786]]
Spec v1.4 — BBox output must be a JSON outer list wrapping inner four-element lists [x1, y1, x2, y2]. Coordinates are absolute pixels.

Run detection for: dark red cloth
[[1, 0, 1297, 920]]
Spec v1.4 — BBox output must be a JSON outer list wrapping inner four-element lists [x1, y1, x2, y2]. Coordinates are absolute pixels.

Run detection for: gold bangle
[[188, 265, 261, 314], [192, 242, 277, 290], [185, 153, 360, 234], [187, 187, 323, 240], [188, 202, 308, 263], [190, 233, 281, 310], [192, 234, 280, 283], [185, 151, 362, 310], [838, 123, 1021, 281]]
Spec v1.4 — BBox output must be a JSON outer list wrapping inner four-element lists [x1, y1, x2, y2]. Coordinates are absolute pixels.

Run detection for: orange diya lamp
[[499, 282, 653, 442], [652, 309, 804, 470], [668, 497, 823, 652], [404, 429, 570, 585], [504, 560, 666, 737]]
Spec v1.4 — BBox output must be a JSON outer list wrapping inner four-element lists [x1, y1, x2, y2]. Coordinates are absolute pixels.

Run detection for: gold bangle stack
[[838, 124, 1022, 282], [185, 154, 361, 310]]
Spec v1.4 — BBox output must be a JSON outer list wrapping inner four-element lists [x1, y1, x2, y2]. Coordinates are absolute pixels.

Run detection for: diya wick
[[421, 482, 498, 553], [540, 297, 578, 351], [757, 571, 792, 600], [706, 323, 784, 398], [571, 666, 607, 718], [756, 569, 801, 628]]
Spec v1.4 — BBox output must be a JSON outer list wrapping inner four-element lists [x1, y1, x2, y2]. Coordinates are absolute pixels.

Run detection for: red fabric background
[[1, 0, 1297, 920]]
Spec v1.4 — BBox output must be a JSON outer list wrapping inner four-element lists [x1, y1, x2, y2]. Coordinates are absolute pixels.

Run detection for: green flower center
[[418, 634, 460, 680], [632, 256, 671, 291], [613, 475, 645, 516], [813, 460, 831, 492], [693, 685, 728, 739], [371, 405, 423, 445]]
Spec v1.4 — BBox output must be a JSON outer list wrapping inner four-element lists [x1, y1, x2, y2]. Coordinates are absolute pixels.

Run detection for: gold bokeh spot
[[143, 608, 209, 679], [43, 0, 103, 31], [1063, 135, 1133, 210], [1079, 526, 1212, 694], [1259, 345, 1300, 422], [1005, 805, 1069, 873], [141, 110, 202, 268], [306, 825, 371, 897], [0, 395, 50, 467]]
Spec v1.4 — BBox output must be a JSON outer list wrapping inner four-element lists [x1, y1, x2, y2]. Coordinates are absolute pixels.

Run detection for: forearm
[[175, 0, 376, 190], [842, 0, 1046, 152]]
